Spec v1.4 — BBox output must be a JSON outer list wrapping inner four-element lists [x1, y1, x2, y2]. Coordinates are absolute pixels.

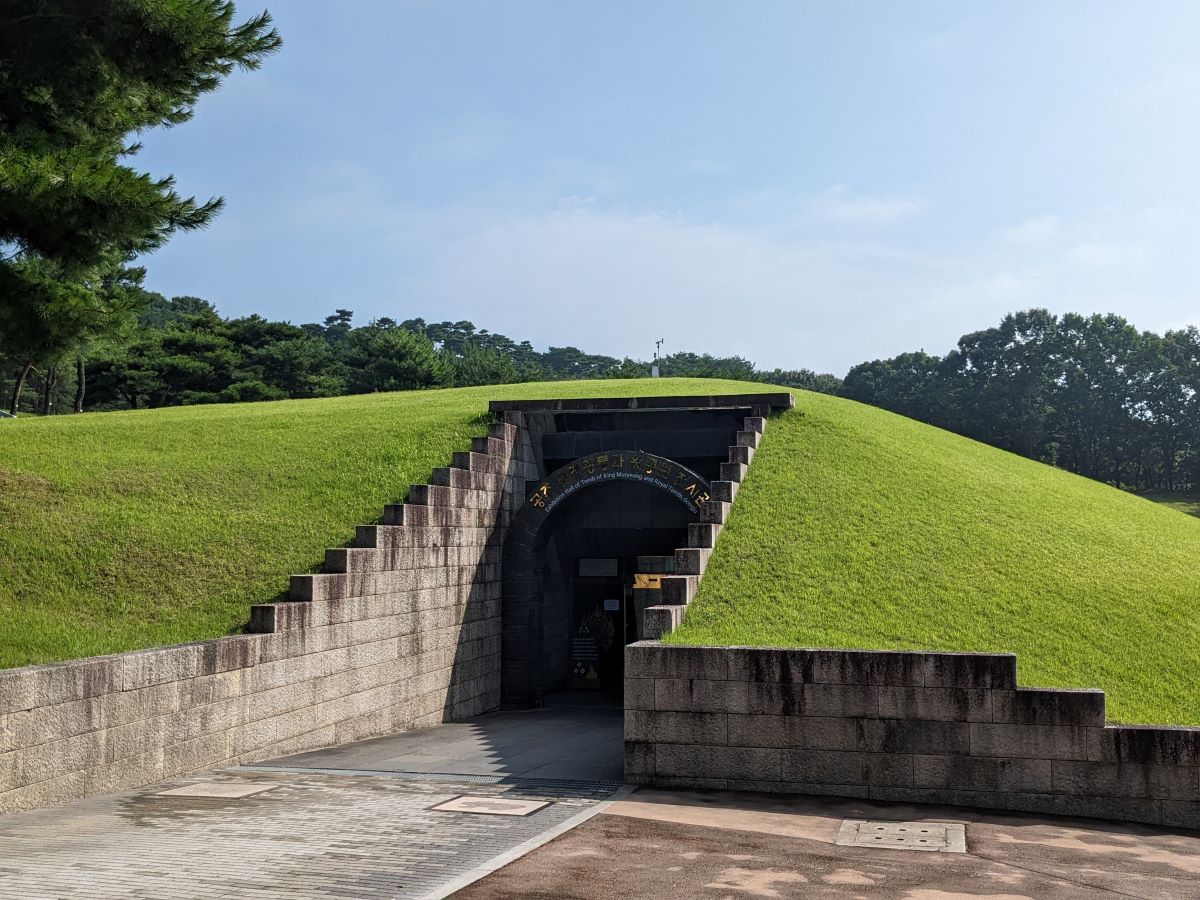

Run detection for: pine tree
[[0, 1, 281, 413]]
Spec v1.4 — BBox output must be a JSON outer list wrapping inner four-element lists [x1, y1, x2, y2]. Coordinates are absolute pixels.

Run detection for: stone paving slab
[[0, 770, 617, 899]]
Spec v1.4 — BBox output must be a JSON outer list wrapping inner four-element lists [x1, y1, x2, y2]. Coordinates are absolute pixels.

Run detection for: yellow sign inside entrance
[[633, 573, 662, 589]]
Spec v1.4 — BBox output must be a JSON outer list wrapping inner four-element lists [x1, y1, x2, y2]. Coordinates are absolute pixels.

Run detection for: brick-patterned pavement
[[0, 769, 617, 899]]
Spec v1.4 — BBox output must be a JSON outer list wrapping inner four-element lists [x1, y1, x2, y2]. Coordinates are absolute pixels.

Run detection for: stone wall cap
[[488, 392, 794, 413], [1101, 723, 1200, 734], [694, 644, 1019, 660]]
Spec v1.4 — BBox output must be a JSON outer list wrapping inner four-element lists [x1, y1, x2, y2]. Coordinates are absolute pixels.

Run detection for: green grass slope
[[671, 392, 1200, 725], [1142, 492, 1200, 519], [0, 378, 769, 668]]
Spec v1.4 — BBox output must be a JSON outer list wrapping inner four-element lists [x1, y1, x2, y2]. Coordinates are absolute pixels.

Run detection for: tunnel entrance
[[502, 451, 711, 706], [513, 468, 705, 704], [495, 400, 765, 708]]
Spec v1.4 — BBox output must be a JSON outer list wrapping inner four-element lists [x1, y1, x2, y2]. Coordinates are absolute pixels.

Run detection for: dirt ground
[[453, 788, 1200, 899]]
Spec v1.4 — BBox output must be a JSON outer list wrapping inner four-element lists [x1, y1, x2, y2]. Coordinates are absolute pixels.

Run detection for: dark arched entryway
[[501, 450, 710, 707]]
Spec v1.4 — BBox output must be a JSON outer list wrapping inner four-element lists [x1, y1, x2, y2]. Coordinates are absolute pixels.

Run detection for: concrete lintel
[[488, 393, 794, 414]]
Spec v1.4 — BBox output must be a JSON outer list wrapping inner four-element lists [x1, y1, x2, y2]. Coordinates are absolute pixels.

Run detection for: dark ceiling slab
[[488, 392, 794, 414]]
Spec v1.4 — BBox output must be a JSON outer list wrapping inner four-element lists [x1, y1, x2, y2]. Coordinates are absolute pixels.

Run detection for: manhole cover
[[835, 820, 965, 853], [157, 782, 279, 799], [430, 796, 551, 817]]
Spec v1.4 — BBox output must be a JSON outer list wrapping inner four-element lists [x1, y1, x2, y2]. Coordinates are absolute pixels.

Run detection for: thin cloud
[[815, 191, 928, 227], [1004, 215, 1060, 245]]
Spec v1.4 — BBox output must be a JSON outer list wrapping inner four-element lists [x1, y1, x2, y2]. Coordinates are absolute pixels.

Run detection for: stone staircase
[[644, 414, 767, 638]]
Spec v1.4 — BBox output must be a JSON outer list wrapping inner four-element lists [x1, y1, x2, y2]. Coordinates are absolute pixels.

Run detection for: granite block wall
[[625, 642, 1200, 829], [0, 416, 537, 815]]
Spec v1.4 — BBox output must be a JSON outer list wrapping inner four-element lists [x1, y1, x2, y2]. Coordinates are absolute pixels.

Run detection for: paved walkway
[[0, 696, 626, 900], [456, 789, 1200, 899], [7, 697, 1200, 899], [0, 769, 618, 899]]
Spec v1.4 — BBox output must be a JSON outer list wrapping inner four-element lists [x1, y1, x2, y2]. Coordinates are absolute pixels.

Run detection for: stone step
[[642, 605, 686, 640], [408, 483, 500, 509], [736, 429, 760, 449], [382, 503, 496, 528], [353, 524, 497, 550], [450, 451, 508, 475], [428, 466, 506, 491], [720, 461, 748, 483], [700, 499, 731, 524], [674, 546, 711, 576], [728, 444, 754, 466], [487, 421, 519, 443], [659, 574, 698, 606], [470, 436, 509, 456], [710, 480, 738, 503], [687, 522, 721, 548]]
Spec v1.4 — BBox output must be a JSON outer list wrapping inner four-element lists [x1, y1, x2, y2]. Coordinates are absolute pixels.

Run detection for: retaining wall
[[0, 417, 536, 815], [625, 642, 1200, 829]]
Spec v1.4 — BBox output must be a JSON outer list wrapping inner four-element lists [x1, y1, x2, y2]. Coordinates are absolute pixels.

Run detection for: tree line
[[6, 292, 1197, 496], [843, 309, 1200, 492], [0, 295, 841, 414], [3, 9, 1196, 496], [5, 291, 1197, 496]]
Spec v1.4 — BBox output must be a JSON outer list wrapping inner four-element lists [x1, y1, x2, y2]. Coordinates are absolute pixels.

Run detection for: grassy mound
[[4, 379, 1198, 725], [671, 392, 1200, 725], [1138, 492, 1200, 519], [0, 378, 766, 668]]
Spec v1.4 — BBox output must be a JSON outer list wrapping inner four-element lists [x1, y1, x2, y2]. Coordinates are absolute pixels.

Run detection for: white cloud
[[1004, 215, 1060, 245], [146, 159, 1199, 375], [813, 191, 928, 226], [1065, 241, 1151, 268], [394, 208, 951, 371], [730, 185, 928, 230], [380, 199, 1198, 372]]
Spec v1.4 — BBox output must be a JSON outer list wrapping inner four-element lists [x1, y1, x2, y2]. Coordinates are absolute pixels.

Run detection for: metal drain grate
[[835, 820, 966, 853], [237, 765, 625, 796]]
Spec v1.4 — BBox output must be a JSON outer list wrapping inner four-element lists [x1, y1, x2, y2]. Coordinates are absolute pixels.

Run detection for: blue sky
[[138, 1, 1200, 373]]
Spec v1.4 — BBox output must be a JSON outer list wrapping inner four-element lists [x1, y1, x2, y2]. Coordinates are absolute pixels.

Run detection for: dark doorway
[[502, 459, 706, 707], [541, 480, 690, 699], [564, 553, 677, 695]]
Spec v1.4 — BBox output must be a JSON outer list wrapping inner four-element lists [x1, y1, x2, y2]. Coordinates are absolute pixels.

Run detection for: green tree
[[660, 352, 757, 381], [841, 351, 945, 422], [539, 346, 623, 379], [0, 1, 280, 409], [342, 324, 451, 393], [0, 254, 143, 414], [0, 1, 281, 267], [941, 309, 1059, 458], [449, 346, 521, 387], [756, 368, 843, 396], [225, 315, 344, 398]]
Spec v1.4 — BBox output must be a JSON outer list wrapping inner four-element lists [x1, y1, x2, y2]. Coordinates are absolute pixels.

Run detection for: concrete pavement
[[5, 695, 1200, 899]]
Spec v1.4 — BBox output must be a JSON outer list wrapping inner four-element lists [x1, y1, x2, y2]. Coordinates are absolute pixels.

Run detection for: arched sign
[[525, 450, 712, 516]]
